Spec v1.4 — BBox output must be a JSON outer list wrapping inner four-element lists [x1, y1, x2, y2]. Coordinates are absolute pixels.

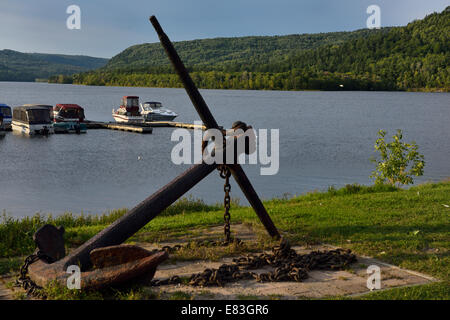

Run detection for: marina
[[1, 95, 187, 136]]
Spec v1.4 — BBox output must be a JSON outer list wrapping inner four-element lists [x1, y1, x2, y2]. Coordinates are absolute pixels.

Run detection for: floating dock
[[105, 123, 153, 134], [147, 121, 205, 130], [85, 121, 205, 133]]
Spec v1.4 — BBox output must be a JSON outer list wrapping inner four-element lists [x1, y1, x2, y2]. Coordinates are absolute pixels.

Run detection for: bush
[[370, 129, 425, 187]]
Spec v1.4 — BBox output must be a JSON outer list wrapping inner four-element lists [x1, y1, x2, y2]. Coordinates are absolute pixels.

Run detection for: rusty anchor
[[25, 16, 280, 292]]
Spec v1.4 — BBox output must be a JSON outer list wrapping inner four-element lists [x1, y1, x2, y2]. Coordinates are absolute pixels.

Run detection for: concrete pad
[[144, 224, 438, 300]]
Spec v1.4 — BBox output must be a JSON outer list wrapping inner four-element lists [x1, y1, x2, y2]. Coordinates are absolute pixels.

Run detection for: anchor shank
[[65, 162, 217, 269], [150, 15, 219, 129], [150, 15, 280, 240]]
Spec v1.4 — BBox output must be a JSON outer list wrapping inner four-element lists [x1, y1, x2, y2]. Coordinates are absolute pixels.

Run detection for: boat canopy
[[23, 104, 53, 108], [13, 106, 52, 124], [55, 104, 84, 110], [121, 96, 139, 113], [0, 104, 12, 117], [55, 104, 85, 120], [122, 96, 139, 107]]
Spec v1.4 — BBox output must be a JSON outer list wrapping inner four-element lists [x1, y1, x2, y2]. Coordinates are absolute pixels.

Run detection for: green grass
[[0, 257, 22, 275], [352, 281, 450, 300], [40, 282, 159, 300], [167, 291, 193, 300], [1, 182, 449, 299]]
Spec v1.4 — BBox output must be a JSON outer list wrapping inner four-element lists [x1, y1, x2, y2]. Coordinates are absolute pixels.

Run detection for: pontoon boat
[[12, 105, 54, 135]]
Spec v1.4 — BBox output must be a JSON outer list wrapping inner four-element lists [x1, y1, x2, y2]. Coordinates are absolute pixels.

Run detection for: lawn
[[1, 181, 449, 299]]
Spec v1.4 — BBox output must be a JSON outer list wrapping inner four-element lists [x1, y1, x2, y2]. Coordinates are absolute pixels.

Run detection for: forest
[[53, 7, 449, 91], [0, 50, 108, 82]]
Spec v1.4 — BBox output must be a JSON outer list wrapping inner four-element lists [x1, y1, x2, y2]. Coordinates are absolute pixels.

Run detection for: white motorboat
[[140, 101, 178, 122], [112, 96, 144, 123]]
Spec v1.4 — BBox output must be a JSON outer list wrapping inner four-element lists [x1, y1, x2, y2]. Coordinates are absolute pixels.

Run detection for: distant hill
[[102, 28, 390, 73], [278, 6, 450, 90], [71, 7, 449, 91], [0, 50, 108, 82]]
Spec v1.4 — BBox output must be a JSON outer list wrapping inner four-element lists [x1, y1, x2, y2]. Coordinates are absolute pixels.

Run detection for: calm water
[[0, 82, 449, 217]]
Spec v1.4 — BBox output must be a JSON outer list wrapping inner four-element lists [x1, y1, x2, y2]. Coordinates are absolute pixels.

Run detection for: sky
[[0, 0, 448, 58]]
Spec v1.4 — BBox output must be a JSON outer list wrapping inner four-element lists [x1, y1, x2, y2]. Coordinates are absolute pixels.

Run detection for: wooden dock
[[147, 121, 205, 130], [106, 123, 153, 133], [85, 121, 205, 133]]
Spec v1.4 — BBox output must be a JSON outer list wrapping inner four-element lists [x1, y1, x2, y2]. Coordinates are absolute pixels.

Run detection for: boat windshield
[[143, 102, 162, 110], [27, 109, 51, 124], [0, 107, 11, 117], [59, 108, 84, 119]]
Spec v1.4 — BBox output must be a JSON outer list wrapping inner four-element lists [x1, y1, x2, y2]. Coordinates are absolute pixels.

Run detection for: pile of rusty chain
[[158, 238, 242, 255], [15, 251, 53, 298], [151, 239, 357, 287], [149, 238, 243, 286]]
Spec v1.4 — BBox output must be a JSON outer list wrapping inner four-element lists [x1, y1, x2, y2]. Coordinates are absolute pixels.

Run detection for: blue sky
[[0, 0, 448, 58]]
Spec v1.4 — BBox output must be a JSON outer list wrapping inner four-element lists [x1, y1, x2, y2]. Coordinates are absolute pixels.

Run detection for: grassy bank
[[1, 182, 449, 299]]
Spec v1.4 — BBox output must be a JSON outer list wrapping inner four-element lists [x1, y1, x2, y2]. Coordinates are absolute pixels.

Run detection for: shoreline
[[1, 80, 449, 93]]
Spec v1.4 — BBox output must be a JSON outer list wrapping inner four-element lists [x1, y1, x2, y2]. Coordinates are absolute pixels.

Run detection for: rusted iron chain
[[158, 238, 242, 255], [219, 165, 232, 243], [151, 239, 357, 287], [15, 251, 53, 298]]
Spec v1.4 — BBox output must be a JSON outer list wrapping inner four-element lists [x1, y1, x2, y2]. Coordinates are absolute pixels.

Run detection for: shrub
[[370, 129, 425, 187]]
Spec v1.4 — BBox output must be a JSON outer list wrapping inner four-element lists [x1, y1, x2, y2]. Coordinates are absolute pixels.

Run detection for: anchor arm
[[28, 163, 217, 288], [64, 162, 217, 270]]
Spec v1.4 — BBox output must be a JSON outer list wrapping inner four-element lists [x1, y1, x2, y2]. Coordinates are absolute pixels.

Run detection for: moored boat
[[12, 105, 54, 135], [23, 104, 54, 120], [0, 111, 6, 136], [52, 104, 87, 134], [112, 96, 144, 123], [0, 104, 12, 130], [140, 101, 178, 122]]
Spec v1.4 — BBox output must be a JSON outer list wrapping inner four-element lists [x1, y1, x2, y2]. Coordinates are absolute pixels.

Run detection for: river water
[[0, 82, 449, 217]]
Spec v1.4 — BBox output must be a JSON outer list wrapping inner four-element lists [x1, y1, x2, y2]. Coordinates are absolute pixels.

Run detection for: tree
[[370, 129, 425, 187]]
